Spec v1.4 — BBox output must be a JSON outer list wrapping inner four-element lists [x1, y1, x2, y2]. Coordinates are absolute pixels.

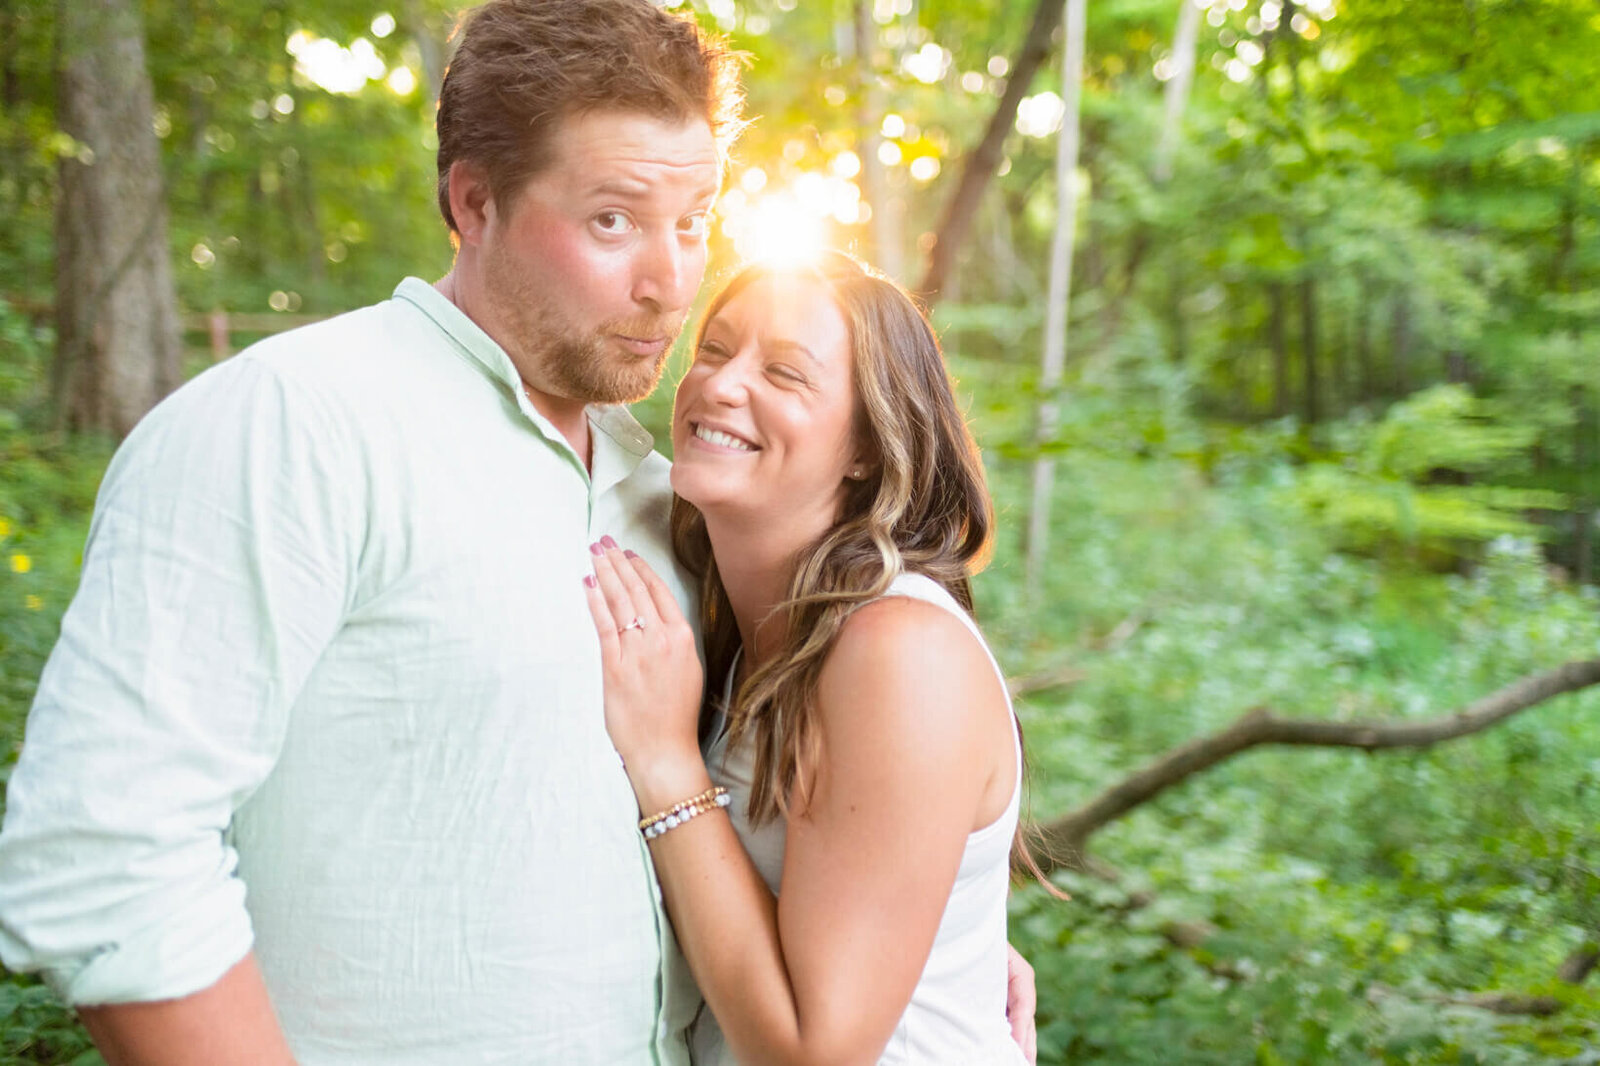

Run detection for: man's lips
[[613, 334, 671, 358]]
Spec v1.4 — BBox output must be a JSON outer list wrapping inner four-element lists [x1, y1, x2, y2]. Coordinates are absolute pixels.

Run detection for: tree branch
[[916, 0, 1061, 302], [1367, 983, 1564, 1018], [1036, 660, 1600, 871]]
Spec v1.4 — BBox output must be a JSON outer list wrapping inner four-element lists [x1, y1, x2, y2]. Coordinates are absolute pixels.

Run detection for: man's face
[[478, 111, 720, 407]]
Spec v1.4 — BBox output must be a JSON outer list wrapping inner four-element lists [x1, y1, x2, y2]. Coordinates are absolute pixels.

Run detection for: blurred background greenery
[[1, 0, 1597, 1062]]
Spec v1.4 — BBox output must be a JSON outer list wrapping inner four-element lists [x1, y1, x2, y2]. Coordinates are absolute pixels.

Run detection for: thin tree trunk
[[287, 88, 326, 288], [53, 0, 183, 438], [1330, 282, 1350, 414], [1269, 282, 1289, 417], [1355, 276, 1374, 403], [1167, 256, 1187, 365], [918, 0, 1063, 301], [1023, 0, 1086, 590], [403, 0, 446, 108], [1, 0, 20, 112], [1096, 0, 1199, 353], [1299, 274, 1319, 425], [1152, 0, 1200, 185], [1576, 385, 1594, 586], [851, 0, 902, 280], [1390, 294, 1412, 396]]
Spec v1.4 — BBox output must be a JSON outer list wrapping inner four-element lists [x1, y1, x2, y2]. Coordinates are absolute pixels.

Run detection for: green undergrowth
[[978, 443, 1599, 1065]]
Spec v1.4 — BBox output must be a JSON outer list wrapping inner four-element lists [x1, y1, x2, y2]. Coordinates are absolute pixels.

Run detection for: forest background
[[0, 0, 1597, 1062]]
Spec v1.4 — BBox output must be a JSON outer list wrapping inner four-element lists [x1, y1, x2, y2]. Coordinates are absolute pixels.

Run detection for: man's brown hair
[[435, 0, 745, 232]]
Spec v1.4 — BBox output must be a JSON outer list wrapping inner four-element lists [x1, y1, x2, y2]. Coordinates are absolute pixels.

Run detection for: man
[[0, 2, 1034, 1063]]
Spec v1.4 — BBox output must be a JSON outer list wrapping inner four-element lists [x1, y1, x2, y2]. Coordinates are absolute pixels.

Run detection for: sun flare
[[717, 166, 869, 270]]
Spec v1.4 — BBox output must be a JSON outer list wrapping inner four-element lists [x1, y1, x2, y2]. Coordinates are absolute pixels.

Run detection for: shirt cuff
[[42, 876, 254, 1007]]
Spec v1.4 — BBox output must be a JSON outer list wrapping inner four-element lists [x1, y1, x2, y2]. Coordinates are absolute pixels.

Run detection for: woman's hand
[[582, 539, 707, 794]]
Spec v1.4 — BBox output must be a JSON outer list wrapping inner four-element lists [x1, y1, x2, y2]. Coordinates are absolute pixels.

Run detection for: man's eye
[[680, 213, 709, 239], [594, 211, 631, 234]]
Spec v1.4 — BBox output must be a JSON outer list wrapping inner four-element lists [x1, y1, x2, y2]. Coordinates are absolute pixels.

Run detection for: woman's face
[[670, 274, 865, 538]]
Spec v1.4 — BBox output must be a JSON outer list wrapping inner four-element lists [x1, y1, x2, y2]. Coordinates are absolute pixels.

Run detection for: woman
[[583, 253, 1029, 1065]]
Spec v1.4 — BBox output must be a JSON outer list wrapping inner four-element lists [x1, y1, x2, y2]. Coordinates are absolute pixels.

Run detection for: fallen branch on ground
[[1367, 983, 1565, 1017], [1035, 659, 1600, 872]]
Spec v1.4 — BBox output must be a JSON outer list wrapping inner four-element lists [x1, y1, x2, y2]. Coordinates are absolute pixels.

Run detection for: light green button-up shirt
[[0, 279, 699, 1064]]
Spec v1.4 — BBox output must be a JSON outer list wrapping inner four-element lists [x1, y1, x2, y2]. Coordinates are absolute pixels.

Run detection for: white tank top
[[692, 572, 1027, 1065]]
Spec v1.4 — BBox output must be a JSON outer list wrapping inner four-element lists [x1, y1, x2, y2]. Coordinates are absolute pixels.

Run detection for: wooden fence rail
[[5, 295, 331, 361]]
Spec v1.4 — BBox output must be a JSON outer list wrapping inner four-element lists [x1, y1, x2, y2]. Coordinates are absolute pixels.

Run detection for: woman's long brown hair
[[671, 253, 1053, 884]]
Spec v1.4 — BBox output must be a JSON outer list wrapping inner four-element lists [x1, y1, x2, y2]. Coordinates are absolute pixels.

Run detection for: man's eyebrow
[[586, 180, 721, 203]]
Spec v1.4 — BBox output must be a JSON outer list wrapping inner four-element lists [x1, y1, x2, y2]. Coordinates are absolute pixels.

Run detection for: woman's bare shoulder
[[816, 590, 1003, 746]]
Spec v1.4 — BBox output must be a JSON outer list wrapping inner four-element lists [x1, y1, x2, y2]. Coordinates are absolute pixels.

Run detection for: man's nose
[[632, 232, 700, 315]]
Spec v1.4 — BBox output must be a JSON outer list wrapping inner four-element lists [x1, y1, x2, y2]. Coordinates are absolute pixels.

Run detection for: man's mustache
[[605, 315, 687, 344]]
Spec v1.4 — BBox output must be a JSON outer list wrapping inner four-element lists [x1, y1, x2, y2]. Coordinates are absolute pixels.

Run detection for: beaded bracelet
[[639, 786, 731, 840]]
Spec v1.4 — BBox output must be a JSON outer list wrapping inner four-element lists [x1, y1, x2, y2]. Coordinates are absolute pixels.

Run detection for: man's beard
[[537, 327, 672, 406], [484, 242, 682, 406]]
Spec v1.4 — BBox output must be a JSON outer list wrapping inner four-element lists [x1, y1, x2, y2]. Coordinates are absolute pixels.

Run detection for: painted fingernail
[[601, 535, 618, 550], [589, 542, 604, 555], [624, 549, 638, 560], [582, 575, 597, 588]]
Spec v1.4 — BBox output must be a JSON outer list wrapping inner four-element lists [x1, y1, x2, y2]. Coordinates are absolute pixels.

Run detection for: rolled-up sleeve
[[0, 353, 359, 1005]]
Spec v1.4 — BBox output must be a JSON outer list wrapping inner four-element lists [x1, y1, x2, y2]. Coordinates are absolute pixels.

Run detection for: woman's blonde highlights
[[670, 253, 994, 824]]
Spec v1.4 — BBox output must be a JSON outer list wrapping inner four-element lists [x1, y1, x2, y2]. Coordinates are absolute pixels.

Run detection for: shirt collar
[[391, 277, 657, 483]]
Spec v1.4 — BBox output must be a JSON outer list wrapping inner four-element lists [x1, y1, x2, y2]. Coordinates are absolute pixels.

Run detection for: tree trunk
[[403, 0, 447, 108], [917, 0, 1062, 302], [1097, 0, 1198, 352], [1355, 276, 1374, 403], [288, 88, 327, 288], [1299, 274, 1319, 425], [1269, 282, 1289, 417], [1152, 0, 1200, 185], [1, 0, 20, 112], [53, 0, 182, 438], [849, 0, 903, 280], [1390, 294, 1412, 395], [1023, 0, 1086, 590], [1576, 385, 1595, 586]]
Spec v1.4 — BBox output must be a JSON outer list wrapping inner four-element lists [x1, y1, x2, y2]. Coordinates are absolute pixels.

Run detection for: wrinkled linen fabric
[[0, 278, 699, 1065]]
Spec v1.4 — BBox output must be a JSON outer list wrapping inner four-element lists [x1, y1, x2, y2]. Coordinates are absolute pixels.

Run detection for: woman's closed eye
[[766, 363, 810, 388], [696, 339, 732, 364]]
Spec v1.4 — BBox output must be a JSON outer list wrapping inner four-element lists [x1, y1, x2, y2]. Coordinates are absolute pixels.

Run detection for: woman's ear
[[847, 442, 881, 481]]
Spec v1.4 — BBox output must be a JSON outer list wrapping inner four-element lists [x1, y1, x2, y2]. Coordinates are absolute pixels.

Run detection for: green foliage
[[0, 298, 113, 1063], [1280, 385, 1569, 559], [0, 979, 102, 1065], [982, 442, 1600, 1066]]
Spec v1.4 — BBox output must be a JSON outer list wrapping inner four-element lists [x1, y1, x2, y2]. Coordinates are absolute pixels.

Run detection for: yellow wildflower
[[9, 553, 30, 573], [24, 594, 43, 611], [0, 517, 10, 538]]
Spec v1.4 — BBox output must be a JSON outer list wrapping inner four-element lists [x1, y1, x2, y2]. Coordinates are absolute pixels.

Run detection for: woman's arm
[[585, 546, 1013, 1066]]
